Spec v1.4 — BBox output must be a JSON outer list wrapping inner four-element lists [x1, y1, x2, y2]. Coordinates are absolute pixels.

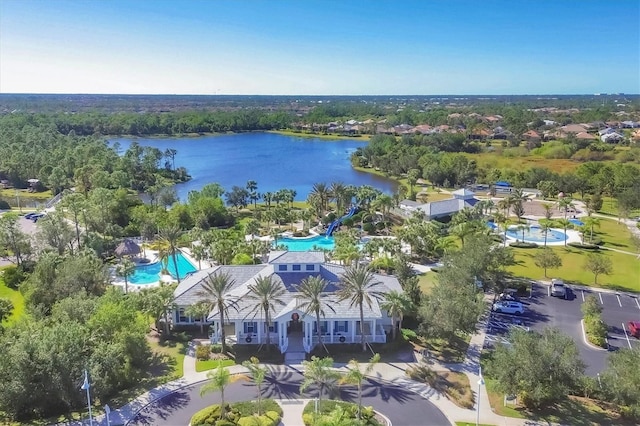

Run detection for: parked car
[[551, 279, 567, 299], [629, 321, 640, 338], [492, 301, 525, 315], [24, 212, 36, 219]]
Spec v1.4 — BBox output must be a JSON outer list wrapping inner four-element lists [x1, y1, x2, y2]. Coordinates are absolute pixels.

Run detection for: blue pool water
[[128, 252, 197, 285], [569, 218, 584, 226], [505, 226, 567, 243], [278, 235, 335, 251]]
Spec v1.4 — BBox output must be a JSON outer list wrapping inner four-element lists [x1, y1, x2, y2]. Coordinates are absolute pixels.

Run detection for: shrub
[[210, 344, 223, 354], [342, 217, 355, 227], [362, 222, 375, 233], [568, 242, 599, 250], [302, 400, 381, 426], [401, 328, 418, 342], [1, 265, 26, 289], [509, 241, 538, 248], [584, 315, 608, 348], [191, 401, 282, 426], [0, 200, 10, 210], [195, 345, 211, 361]]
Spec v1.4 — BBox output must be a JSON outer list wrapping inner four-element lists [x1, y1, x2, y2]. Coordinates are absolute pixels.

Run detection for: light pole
[[104, 404, 111, 426], [80, 370, 93, 426], [476, 366, 485, 426]]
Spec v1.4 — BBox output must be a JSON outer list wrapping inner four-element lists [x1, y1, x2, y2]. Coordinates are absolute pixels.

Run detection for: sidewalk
[[68, 324, 555, 426]]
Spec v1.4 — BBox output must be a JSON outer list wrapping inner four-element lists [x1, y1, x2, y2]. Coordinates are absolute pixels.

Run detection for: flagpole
[[81, 370, 93, 426]]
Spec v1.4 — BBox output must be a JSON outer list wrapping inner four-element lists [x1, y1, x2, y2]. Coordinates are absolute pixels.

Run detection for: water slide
[[326, 206, 357, 236]]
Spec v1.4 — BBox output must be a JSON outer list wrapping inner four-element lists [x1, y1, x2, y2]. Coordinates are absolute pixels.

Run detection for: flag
[[81, 370, 90, 391]]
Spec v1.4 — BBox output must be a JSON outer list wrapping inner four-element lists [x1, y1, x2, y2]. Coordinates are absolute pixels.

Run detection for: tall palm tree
[[185, 301, 210, 334], [262, 192, 273, 210], [300, 356, 340, 412], [542, 203, 554, 220], [380, 291, 413, 341], [295, 276, 335, 349], [508, 188, 530, 222], [557, 197, 575, 220], [310, 182, 330, 214], [200, 363, 243, 420], [583, 216, 601, 244], [245, 276, 287, 352], [337, 264, 384, 352], [556, 218, 571, 247], [242, 357, 267, 415], [115, 258, 136, 294], [330, 181, 347, 212], [159, 224, 183, 283], [339, 353, 380, 419], [538, 219, 552, 247], [497, 197, 512, 218], [197, 271, 238, 353]]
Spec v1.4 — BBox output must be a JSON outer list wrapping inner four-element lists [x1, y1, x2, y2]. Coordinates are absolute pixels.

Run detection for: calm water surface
[[111, 132, 396, 200]]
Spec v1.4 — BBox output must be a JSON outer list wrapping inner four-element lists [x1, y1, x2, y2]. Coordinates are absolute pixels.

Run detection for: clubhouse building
[[172, 251, 402, 356]]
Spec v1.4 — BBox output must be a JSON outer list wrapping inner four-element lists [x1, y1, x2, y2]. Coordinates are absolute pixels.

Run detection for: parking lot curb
[[580, 319, 608, 352]]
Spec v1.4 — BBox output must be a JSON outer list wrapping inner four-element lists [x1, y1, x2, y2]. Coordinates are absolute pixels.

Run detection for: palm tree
[[245, 219, 261, 239], [583, 216, 601, 244], [542, 203, 554, 220], [538, 219, 552, 247], [337, 264, 384, 352], [516, 224, 527, 242], [262, 192, 273, 210], [295, 276, 335, 350], [380, 291, 413, 341], [159, 224, 183, 283], [310, 182, 330, 214], [185, 301, 210, 334], [497, 197, 512, 218], [508, 189, 530, 222], [556, 218, 571, 247], [200, 363, 243, 420], [330, 181, 347, 212], [340, 353, 380, 419], [197, 271, 238, 353], [115, 258, 136, 294], [300, 356, 340, 413], [245, 276, 287, 352], [557, 197, 575, 220], [242, 357, 267, 415]]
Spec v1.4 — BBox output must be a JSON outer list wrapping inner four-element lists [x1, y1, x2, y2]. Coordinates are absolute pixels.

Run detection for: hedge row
[[509, 241, 538, 248], [191, 399, 282, 426], [302, 400, 383, 426], [568, 242, 600, 250]]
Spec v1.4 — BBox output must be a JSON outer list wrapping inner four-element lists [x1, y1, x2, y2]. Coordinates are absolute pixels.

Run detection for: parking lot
[[484, 282, 640, 376]]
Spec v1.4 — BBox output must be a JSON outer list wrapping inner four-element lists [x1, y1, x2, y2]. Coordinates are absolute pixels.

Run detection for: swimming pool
[[505, 225, 567, 243], [278, 235, 335, 251], [128, 252, 197, 285], [569, 218, 584, 227]]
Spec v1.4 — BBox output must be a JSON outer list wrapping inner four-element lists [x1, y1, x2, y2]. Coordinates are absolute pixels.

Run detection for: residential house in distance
[[171, 251, 400, 360], [400, 188, 480, 220]]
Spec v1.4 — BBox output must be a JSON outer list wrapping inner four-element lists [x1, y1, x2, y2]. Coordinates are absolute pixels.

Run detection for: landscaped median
[[581, 295, 608, 348], [190, 399, 282, 426], [406, 364, 474, 409], [302, 400, 386, 426]]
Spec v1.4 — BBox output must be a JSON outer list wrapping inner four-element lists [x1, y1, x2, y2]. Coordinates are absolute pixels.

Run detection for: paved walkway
[[63, 317, 562, 426]]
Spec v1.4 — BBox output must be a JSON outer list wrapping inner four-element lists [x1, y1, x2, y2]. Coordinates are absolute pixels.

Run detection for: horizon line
[[1, 92, 638, 97]]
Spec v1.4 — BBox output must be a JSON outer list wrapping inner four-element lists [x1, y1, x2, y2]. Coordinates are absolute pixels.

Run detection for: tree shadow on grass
[[522, 397, 635, 426]]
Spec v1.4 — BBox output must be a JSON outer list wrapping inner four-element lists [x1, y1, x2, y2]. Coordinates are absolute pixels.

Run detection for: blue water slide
[[325, 206, 357, 236]]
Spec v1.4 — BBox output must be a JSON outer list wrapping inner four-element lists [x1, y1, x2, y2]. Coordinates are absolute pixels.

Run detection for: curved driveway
[[128, 367, 450, 426]]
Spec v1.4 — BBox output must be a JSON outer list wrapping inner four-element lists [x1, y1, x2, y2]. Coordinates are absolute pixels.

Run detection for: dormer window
[[278, 265, 287, 272], [306, 264, 315, 271], [292, 264, 301, 271]]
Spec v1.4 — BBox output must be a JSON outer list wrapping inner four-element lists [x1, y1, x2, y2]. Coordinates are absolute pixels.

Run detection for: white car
[[492, 301, 525, 315], [551, 279, 567, 299]]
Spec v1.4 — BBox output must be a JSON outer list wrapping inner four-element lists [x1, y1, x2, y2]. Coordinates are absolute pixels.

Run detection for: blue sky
[[1, 0, 638, 95]]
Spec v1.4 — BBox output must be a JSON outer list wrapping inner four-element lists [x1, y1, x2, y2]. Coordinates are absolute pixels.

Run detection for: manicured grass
[[484, 378, 633, 425], [595, 218, 638, 253], [456, 423, 495, 426], [418, 272, 438, 294], [146, 336, 186, 380], [195, 358, 235, 372], [463, 152, 585, 173], [417, 333, 470, 364], [0, 269, 26, 326], [0, 188, 52, 200], [508, 245, 639, 293], [270, 129, 371, 141]]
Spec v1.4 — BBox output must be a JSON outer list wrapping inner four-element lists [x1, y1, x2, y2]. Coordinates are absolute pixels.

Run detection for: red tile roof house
[[522, 130, 541, 141]]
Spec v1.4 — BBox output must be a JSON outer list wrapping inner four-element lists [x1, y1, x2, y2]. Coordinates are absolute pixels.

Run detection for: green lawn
[[270, 129, 371, 141], [508, 245, 639, 292], [195, 358, 235, 372], [418, 272, 438, 294], [594, 218, 638, 253], [0, 269, 26, 326]]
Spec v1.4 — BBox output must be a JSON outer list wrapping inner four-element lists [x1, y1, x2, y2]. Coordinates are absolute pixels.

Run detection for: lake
[[110, 132, 397, 200]]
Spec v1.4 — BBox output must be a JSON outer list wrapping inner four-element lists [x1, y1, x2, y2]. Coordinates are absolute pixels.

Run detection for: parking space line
[[616, 293, 622, 307], [547, 285, 551, 297], [622, 323, 633, 350], [581, 290, 585, 302], [636, 298, 640, 310], [598, 292, 604, 304]]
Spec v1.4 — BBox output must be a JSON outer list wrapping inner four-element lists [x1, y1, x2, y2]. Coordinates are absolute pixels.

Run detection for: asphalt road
[[127, 367, 450, 426], [485, 282, 640, 376]]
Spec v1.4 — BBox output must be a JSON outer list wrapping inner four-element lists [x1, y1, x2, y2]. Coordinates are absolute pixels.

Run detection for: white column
[[351, 320, 356, 343], [330, 321, 334, 343], [372, 319, 376, 342], [257, 320, 262, 343]]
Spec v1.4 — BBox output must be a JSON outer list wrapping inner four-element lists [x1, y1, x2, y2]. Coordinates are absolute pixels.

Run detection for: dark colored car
[[629, 321, 640, 339]]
